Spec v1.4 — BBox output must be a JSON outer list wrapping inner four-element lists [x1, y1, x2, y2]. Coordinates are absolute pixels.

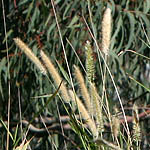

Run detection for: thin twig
[[2, 0, 11, 149]]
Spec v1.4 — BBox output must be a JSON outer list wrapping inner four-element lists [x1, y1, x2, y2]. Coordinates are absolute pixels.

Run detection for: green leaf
[[56, 60, 70, 85], [128, 75, 150, 92], [67, 15, 79, 28], [0, 57, 6, 100], [125, 12, 135, 50], [139, 13, 150, 42], [2, 29, 13, 44], [30, 81, 63, 123], [25, 1, 34, 21], [0, 119, 14, 141], [143, 0, 150, 13], [13, 124, 19, 144]]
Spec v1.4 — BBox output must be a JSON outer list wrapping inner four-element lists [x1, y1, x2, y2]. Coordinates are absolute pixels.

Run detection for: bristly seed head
[[14, 38, 47, 75], [101, 8, 112, 56], [40, 50, 70, 103]]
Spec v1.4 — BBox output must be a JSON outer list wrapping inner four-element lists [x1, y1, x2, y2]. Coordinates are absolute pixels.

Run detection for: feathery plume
[[85, 41, 95, 82], [69, 90, 98, 138], [14, 38, 47, 75], [74, 65, 91, 113], [40, 50, 70, 102], [90, 83, 104, 133], [101, 8, 112, 55]]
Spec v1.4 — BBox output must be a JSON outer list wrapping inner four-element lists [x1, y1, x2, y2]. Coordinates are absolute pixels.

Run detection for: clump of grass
[[13, 7, 125, 149], [4, 0, 150, 149], [74, 40, 104, 135]]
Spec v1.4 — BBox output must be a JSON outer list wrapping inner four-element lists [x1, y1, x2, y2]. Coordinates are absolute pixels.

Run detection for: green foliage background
[[1, 0, 150, 149]]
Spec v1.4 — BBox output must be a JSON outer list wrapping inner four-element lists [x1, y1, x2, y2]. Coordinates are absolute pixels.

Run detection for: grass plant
[[1, 0, 150, 149]]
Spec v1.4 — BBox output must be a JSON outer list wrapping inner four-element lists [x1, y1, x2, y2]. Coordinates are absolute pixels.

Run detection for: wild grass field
[[1, 0, 150, 149]]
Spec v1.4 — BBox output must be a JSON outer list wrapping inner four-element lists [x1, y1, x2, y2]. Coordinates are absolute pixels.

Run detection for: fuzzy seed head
[[101, 8, 112, 55], [14, 38, 47, 75], [90, 83, 104, 133], [85, 41, 95, 82], [69, 90, 98, 138], [40, 50, 70, 103], [74, 65, 91, 113]]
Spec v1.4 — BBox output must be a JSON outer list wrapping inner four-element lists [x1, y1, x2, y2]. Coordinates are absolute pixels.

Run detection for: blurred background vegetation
[[1, 0, 150, 149]]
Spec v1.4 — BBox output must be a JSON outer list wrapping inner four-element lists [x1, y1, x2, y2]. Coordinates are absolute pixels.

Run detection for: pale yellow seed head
[[101, 8, 112, 55], [14, 38, 47, 75], [69, 90, 98, 138], [90, 83, 104, 132], [40, 50, 70, 102], [74, 65, 91, 113]]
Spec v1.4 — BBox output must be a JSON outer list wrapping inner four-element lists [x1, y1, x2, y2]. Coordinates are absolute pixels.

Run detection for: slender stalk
[[2, 0, 11, 149]]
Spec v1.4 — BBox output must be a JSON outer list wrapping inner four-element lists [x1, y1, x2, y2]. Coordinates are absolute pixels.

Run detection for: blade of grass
[[2, 0, 11, 149], [128, 74, 150, 92], [0, 119, 14, 141]]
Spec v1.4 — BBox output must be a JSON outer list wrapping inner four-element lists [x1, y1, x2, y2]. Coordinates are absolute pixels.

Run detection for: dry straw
[[74, 65, 91, 113], [101, 8, 112, 55], [14, 38, 47, 75], [40, 50, 70, 103], [69, 90, 98, 138]]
